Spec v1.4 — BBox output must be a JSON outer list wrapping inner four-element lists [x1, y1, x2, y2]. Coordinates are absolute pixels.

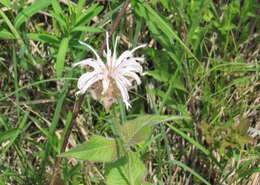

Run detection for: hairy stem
[[110, 107, 127, 157]]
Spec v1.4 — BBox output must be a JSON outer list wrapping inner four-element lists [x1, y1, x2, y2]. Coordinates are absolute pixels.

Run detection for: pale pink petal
[[102, 77, 110, 94], [130, 44, 147, 53], [117, 62, 143, 73], [111, 36, 119, 67], [78, 41, 105, 68], [114, 50, 132, 67], [72, 58, 102, 71], [118, 57, 144, 68], [115, 44, 146, 67], [114, 78, 131, 109], [78, 75, 103, 95], [77, 71, 98, 89], [115, 75, 132, 87], [106, 32, 112, 66], [122, 71, 142, 84]]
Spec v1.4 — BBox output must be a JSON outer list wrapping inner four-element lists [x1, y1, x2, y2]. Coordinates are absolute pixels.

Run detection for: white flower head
[[73, 32, 146, 110]]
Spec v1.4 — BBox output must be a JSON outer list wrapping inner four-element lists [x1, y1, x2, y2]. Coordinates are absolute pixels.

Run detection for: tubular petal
[[117, 75, 132, 87], [115, 50, 132, 67], [72, 59, 102, 71], [102, 78, 110, 94], [112, 36, 120, 67], [77, 72, 97, 89], [117, 62, 143, 72], [80, 75, 103, 94], [123, 71, 142, 84], [115, 78, 130, 107], [130, 44, 147, 53], [115, 44, 146, 67], [78, 41, 105, 68]]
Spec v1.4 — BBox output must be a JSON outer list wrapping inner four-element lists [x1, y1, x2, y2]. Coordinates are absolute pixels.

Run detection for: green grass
[[0, 0, 259, 185]]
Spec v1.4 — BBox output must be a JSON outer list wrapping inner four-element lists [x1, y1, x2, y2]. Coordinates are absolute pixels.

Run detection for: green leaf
[[0, 0, 11, 8], [146, 70, 170, 82], [234, 134, 252, 145], [51, 0, 63, 16], [235, 118, 250, 135], [121, 115, 186, 145], [71, 26, 105, 33], [0, 128, 19, 143], [75, 0, 87, 13], [50, 10, 67, 33], [74, 4, 103, 27], [27, 33, 60, 45], [0, 10, 24, 47], [172, 79, 188, 93], [56, 37, 69, 77], [14, 0, 51, 29], [160, 0, 172, 11], [105, 152, 147, 185], [60, 136, 121, 162], [0, 112, 29, 157], [239, 166, 260, 179], [0, 28, 14, 39]]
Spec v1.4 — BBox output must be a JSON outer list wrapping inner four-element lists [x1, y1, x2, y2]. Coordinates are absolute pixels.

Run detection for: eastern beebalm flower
[[73, 32, 146, 110]]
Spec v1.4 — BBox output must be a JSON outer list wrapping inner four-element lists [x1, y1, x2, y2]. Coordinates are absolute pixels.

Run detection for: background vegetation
[[0, 0, 259, 184]]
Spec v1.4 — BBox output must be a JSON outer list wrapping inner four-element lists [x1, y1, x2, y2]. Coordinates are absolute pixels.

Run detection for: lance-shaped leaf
[[121, 115, 186, 145], [56, 37, 69, 77], [60, 135, 122, 162], [105, 152, 147, 185], [0, 0, 11, 8], [0, 28, 14, 39], [14, 0, 51, 29], [74, 4, 103, 27], [27, 33, 60, 45]]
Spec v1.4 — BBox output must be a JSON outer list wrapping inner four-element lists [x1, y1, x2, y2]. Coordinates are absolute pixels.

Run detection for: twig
[[49, 94, 84, 185], [99, 0, 131, 52], [49, 1, 131, 184]]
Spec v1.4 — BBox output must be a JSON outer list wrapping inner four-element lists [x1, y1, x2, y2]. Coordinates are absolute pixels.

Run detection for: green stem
[[0, 10, 24, 47], [110, 107, 127, 157], [12, 43, 20, 118]]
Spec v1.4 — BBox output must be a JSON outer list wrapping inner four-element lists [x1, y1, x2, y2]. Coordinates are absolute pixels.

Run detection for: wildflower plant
[[60, 32, 183, 185]]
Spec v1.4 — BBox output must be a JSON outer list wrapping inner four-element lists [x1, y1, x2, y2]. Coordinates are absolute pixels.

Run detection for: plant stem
[[49, 94, 84, 185], [110, 107, 127, 157]]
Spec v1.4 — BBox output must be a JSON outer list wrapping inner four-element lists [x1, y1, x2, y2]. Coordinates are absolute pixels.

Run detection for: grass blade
[[166, 123, 222, 168], [0, 28, 14, 39], [0, 10, 24, 47], [56, 37, 69, 77], [135, 2, 199, 63], [167, 160, 212, 185]]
